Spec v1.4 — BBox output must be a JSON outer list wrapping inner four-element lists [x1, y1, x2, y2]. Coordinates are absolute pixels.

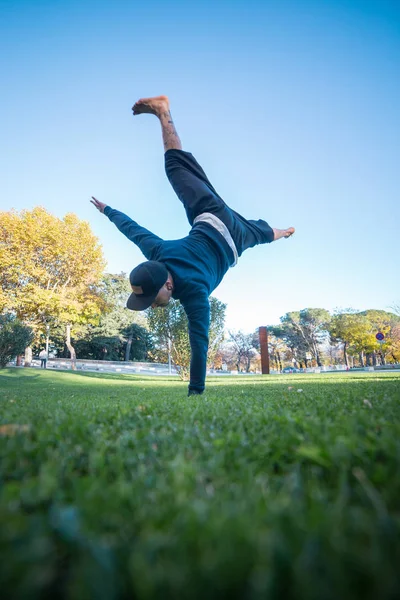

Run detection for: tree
[[122, 323, 153, 361], [386, 321, 400, 363], [329, 309, 370, 367], [266, 331, 289, 372], [0, 207, 106, 366], [390, 303, 400, 361], [268, 323, 308, 367], [280, 309, 331, 367], [72, 273, 151, 361], [360, 309, 400, 365], [208, 297, 227, 367], [0, 314, 34, 368], [328, 309, 400, 367], [227, 330, 258, 372], [325, 341, 343, 366], [147, 297, 226, 380]]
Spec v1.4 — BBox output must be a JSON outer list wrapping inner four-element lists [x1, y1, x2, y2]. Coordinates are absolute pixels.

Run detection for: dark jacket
[[104, 206, 233, 393]]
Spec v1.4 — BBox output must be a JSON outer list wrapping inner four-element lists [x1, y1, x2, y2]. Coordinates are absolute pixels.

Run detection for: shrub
[[0, 313, 34, 368]]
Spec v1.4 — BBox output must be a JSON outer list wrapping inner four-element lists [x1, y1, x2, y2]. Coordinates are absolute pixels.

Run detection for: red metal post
[[259, 326, 270, 374]]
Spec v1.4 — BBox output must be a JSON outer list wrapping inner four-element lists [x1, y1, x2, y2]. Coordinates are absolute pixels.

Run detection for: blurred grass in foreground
[[1, 369, 399, 599]]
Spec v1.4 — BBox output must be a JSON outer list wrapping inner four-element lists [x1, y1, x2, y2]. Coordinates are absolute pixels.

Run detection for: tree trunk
[[359, 351, 364, 367], [125, 330, 133, 361], [343, 342, 349, 368], [24, 347, 32, 367], [277, 351, 282, 372], [65, 324, 76, 370], [312, 342, 322, 367]]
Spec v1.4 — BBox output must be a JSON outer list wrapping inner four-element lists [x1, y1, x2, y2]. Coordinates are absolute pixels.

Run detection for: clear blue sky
[[1, 0, 399, 331]]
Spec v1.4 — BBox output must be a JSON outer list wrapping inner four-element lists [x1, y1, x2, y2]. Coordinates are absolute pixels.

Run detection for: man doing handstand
[[91, 95, 294, 395]]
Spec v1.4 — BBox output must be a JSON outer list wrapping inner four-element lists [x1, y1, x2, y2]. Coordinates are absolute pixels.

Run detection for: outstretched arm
[[183, 295, 210, 396], [91, 197, 163, 260]]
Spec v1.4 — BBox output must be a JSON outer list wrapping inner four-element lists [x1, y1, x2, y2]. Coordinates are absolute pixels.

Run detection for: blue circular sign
[[376, 332, 385, 341]]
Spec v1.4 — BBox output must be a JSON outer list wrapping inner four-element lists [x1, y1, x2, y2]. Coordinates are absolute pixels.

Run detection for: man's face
[[151, 284, 172, 308]]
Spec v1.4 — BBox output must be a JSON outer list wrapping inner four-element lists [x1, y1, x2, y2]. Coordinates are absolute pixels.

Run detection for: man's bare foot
[[272, 226, 295, 241], [132, 95, 169, 117]]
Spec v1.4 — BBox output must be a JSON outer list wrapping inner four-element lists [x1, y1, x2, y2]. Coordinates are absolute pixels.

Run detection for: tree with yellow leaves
[[0, 207, 106, 367], [329, 309, 400, 366]]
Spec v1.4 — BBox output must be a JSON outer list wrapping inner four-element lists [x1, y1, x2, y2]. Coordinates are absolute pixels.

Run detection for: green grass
[[1, 369, 400, 600]]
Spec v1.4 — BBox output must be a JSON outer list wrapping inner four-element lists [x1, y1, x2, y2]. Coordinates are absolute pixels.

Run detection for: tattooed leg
[[132, 95, 182, 151], [158, 107, 182, 152]]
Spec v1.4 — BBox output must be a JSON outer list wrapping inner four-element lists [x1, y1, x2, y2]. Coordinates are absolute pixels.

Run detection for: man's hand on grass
[[90, 197, 107, 214]]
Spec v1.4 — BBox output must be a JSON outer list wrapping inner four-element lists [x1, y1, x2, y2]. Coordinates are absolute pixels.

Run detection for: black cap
[[126, 261, 168, 311]]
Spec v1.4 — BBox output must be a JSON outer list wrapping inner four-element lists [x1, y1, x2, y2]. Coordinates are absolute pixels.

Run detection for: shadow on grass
[[1, 368, 399, 398], [0, 368, 185, 393], [0, 370, 42, 382]]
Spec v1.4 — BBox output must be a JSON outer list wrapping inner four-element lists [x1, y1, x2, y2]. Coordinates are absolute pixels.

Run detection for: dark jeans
[[164, 149, 274, 257], [40, 359, 47, 368]]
